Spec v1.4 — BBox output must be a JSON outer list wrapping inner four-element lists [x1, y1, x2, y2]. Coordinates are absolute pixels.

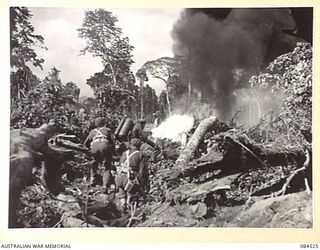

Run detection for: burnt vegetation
[[9, 7, 312, 228]]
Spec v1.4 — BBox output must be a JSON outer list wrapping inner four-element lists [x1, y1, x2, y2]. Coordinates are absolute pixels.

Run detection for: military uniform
[[130, 120, 148, 142], [130, 119, 157, 148], [84, 117, 115, 191], [115, 139, 149, 211]]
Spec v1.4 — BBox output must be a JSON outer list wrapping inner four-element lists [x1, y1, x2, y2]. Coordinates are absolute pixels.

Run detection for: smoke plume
[[172, 8, 300, 120]]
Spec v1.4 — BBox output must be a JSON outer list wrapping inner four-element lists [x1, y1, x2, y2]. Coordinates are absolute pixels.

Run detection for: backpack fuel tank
[[115, 117, 134, 140], [114, 117, 126, 138]]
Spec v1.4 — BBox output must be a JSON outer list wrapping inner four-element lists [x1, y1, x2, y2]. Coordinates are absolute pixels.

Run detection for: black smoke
[[187, 8, 232, 20], [286, 8, 313, 43], [172, 8, 312, 119]]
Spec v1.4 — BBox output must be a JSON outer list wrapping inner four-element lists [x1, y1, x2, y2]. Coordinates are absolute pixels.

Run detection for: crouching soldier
[[131, 119, 148, 142], [84, 117, 115, 193], [115, 138, 149, 213], [131, 119, 156, 148]]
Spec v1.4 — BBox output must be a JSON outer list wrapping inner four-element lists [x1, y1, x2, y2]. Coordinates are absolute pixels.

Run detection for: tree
[[43, 67, 62, 87], [142, 84, 158, 119], [78, 9, 134, 87], [141, 56, 188, 114], [136, 68, 148, 119], [11, 67, 75, 131], [250, 42, 312, 143], [86, 70, 137, 116], [78, 9, 137, 121], [10, 7, 47, 99], [64, 82, 81, 102], [159, 90, 169, 118], [10, 68, 41, 100]]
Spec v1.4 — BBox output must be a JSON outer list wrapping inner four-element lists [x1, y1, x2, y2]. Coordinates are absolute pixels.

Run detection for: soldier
[[84, 117, 115, 193], [130, 119, 156, 148], [131, 119, 148, 142], [115, 138, 149, 213]]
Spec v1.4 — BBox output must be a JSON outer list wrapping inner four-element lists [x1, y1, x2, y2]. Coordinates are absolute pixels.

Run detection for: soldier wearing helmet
[[84, 117, 115, 193], [130, 119, 148, 142], [115, 137, 149, 213]]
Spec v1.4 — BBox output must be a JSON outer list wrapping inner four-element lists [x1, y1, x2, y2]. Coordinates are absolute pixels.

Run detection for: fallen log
[[166, 130, 306, 181], [176, 115, 218, 166], [217, 131, 306, 166], [158, 123, 310, 219]]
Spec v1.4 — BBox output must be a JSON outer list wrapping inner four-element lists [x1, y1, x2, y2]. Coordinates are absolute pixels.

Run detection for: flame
[[152, 114, 194, 142]]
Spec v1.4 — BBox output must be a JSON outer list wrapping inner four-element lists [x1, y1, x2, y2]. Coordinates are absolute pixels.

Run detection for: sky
[[29, 8, 182, 97]]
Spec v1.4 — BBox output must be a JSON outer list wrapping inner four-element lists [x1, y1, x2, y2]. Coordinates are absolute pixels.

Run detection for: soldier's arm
[[136, 153, 149, 189], [109, 131, 115, 146], [137, 154, 147, 180], [83, 130, 94, 149], [140, 130, 148, 141]]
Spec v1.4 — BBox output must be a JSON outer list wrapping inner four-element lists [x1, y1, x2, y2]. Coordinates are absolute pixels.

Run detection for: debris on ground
[[13, 115, 312, 228]]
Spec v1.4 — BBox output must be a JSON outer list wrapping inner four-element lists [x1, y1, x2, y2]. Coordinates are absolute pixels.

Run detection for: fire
[[152, 114, 194, 142]]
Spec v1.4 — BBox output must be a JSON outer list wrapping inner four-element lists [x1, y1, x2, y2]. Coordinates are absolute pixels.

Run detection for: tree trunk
[[176, 116, 217, 167], [140, 79, 144, 119], [179, 132, 305, 180], [188, 81, 191, 111], [165, 85, 171, 115], [107, 56, 117, 85], [162, 129, 306, 182]]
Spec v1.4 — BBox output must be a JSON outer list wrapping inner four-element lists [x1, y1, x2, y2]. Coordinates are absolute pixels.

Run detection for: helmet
[[94, 117, 105, 127], [130, 138, 142, 148]]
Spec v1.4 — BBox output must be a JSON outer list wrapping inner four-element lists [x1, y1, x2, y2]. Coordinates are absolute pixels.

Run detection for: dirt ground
[[137, 191, 312, 228]]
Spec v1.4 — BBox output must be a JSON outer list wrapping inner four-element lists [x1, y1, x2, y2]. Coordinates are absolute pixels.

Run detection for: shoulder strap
[[93, 128, 108, 139], [120, 150, 140, 173], [127, 150, 140, 160], [94, 128, 103, 136], [91, 128, 109, 147]]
